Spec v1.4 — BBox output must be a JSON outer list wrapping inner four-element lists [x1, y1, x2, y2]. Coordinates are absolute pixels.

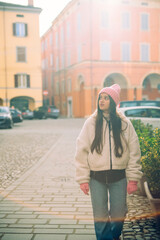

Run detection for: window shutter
[[25, 24, 28, 36], [17, 47, 26, 62], [13, 23, 16, 36], [14, 74, 18, 87], [27, 75, 30, 88]]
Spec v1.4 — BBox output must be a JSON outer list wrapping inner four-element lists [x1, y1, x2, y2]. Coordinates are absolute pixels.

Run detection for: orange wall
[[0, 7, 42, 108]]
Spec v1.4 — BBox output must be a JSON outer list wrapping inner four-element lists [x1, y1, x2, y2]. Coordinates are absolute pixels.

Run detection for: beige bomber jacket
[[75, 111, 143, 184]]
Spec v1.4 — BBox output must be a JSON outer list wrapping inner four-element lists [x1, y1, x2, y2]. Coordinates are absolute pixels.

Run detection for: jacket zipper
[[108, 120, 112, 170]]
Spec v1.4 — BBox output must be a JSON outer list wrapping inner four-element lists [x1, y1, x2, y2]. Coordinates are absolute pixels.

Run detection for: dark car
[[33, 105, 60, 119], [22, 109, 34, 120], [10, 108, 23, 123], [46, 106, 60, 119], [0, 107, 13, 129], [119, 100, 160, 108], [33, 106, 47, 119]]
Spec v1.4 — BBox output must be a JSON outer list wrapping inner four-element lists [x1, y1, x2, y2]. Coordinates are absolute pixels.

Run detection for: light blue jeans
[[89, 177, 127, 240]]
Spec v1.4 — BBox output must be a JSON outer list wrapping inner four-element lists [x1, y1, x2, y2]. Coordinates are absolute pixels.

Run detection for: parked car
[[119, 100, 160, 108], [119, 106, 160, 128], [22, 110, 34, 120], [46, 105, 60, 119], [33, 105, 60, 119], [33, 106, 47, 119], [10, 108, 23, 123], [0, 107, 13, 129]]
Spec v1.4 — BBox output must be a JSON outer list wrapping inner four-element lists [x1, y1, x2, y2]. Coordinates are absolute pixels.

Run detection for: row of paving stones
[[123, 194, 160, 239], [0, 188, 159, 240], [0, 128, 60, 190], [0, 119, 160, 240], [0, 177, 159, 239]]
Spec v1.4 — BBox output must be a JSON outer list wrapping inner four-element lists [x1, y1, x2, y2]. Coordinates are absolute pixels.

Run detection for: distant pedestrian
[[75, 84, 142, 240]]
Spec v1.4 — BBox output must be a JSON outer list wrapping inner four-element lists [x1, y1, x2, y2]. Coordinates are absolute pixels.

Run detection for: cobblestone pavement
[[0, 119, 159, 240]]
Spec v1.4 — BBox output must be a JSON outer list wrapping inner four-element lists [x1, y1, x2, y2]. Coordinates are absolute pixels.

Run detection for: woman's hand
[[127, 181, 138, 194], [80, 183, 89, 195]]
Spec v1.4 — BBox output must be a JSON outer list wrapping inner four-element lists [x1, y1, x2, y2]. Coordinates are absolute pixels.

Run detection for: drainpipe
[[90, 0, 93, 113], [3, 7, 8, 106]]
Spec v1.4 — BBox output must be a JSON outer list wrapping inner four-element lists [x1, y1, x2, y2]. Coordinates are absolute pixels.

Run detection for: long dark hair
[[91, 95, 124, 157]]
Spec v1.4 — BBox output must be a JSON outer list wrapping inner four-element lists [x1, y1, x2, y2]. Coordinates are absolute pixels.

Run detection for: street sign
[[43, 90, 48, 95]]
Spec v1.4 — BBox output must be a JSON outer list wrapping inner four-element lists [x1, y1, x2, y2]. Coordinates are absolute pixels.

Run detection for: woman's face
[[99, 93, 110, 113]]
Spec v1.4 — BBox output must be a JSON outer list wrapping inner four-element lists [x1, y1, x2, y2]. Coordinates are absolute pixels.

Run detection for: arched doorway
[[103, 73, 128, 101], [142, 73, 160, 100], [10, 96, 35, 111]]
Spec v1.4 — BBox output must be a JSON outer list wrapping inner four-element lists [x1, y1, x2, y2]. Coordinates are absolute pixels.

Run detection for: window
[[61, 80, 65, 94], [61, 27, 64, 44], [46, 58, 48, 69], [61, 54, 64, 69], [149, 109, 160, 118], [55, 32, 59, 48], [67, 78, 72, 92], [121, 43, 131, 61], [16, 14, 24, 18], [50, 33, 53, 45], [14, 74, 30, 88], [50, 54, 53, 66], [125, 109, 148, 117], [45, 39, 47, 50], [100, 42, 111, 61], [67, 22, 70, 39], [56, 56, 59, 71], [16, 47, 26, 62], [13, 23, 28, 37], [141, 13, 149, 31], [51, 72, 54, 88], [77, 13, 81, 31], [141, 2, 148, 6], [67, 51, 71, 66], [41, 42, 44, 52], [101, 12, 108, 28], [140, 43, 150, 61], [77, 45, 82, 62], [122, 12, 130, 29]]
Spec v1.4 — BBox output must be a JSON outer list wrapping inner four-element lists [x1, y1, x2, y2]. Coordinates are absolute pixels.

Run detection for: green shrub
[[131, 120, 160, 198]]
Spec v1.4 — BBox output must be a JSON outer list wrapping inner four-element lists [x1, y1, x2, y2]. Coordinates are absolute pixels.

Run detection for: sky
[[1, 0, 71, 36]]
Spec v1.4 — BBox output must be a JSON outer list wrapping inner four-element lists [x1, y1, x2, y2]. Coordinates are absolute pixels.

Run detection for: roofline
[[0, 2, 42, 14], [41, 0, 75, 37], [51, 0, 75, 25]]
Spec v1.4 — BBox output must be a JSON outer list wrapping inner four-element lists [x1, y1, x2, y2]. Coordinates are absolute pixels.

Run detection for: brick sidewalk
[[0, 122, 159, 240], [0, 131, 97, 240]]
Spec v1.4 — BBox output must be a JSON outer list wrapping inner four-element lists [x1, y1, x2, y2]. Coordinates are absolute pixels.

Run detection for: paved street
[[0, 119, 159, 240]]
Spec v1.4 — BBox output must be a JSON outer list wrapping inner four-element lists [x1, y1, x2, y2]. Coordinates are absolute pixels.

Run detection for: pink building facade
[[41, 0, 160, 117]]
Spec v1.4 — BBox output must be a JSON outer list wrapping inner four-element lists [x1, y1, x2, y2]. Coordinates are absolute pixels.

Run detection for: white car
[[118, 106, 160, 129]]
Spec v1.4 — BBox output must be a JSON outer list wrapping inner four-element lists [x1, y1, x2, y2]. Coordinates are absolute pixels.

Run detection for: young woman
[[75, 84, 142, 240]]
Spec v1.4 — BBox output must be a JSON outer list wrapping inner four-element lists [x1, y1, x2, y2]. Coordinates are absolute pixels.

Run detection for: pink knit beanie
[[99, 84, 121, 105]]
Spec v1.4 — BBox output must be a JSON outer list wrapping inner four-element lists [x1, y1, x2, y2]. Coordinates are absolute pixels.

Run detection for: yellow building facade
[[0, 1, 42, 111]]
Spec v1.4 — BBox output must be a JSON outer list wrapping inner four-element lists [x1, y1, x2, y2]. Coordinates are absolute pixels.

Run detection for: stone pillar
[[127, 88, 134, 100], [136, 87, 142, 100]]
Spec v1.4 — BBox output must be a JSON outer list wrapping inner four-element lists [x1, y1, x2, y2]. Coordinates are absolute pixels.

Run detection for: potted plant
[[131, 120, 160, 226], [131, 120, 153, 196], [141, 128, 160, 226]]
